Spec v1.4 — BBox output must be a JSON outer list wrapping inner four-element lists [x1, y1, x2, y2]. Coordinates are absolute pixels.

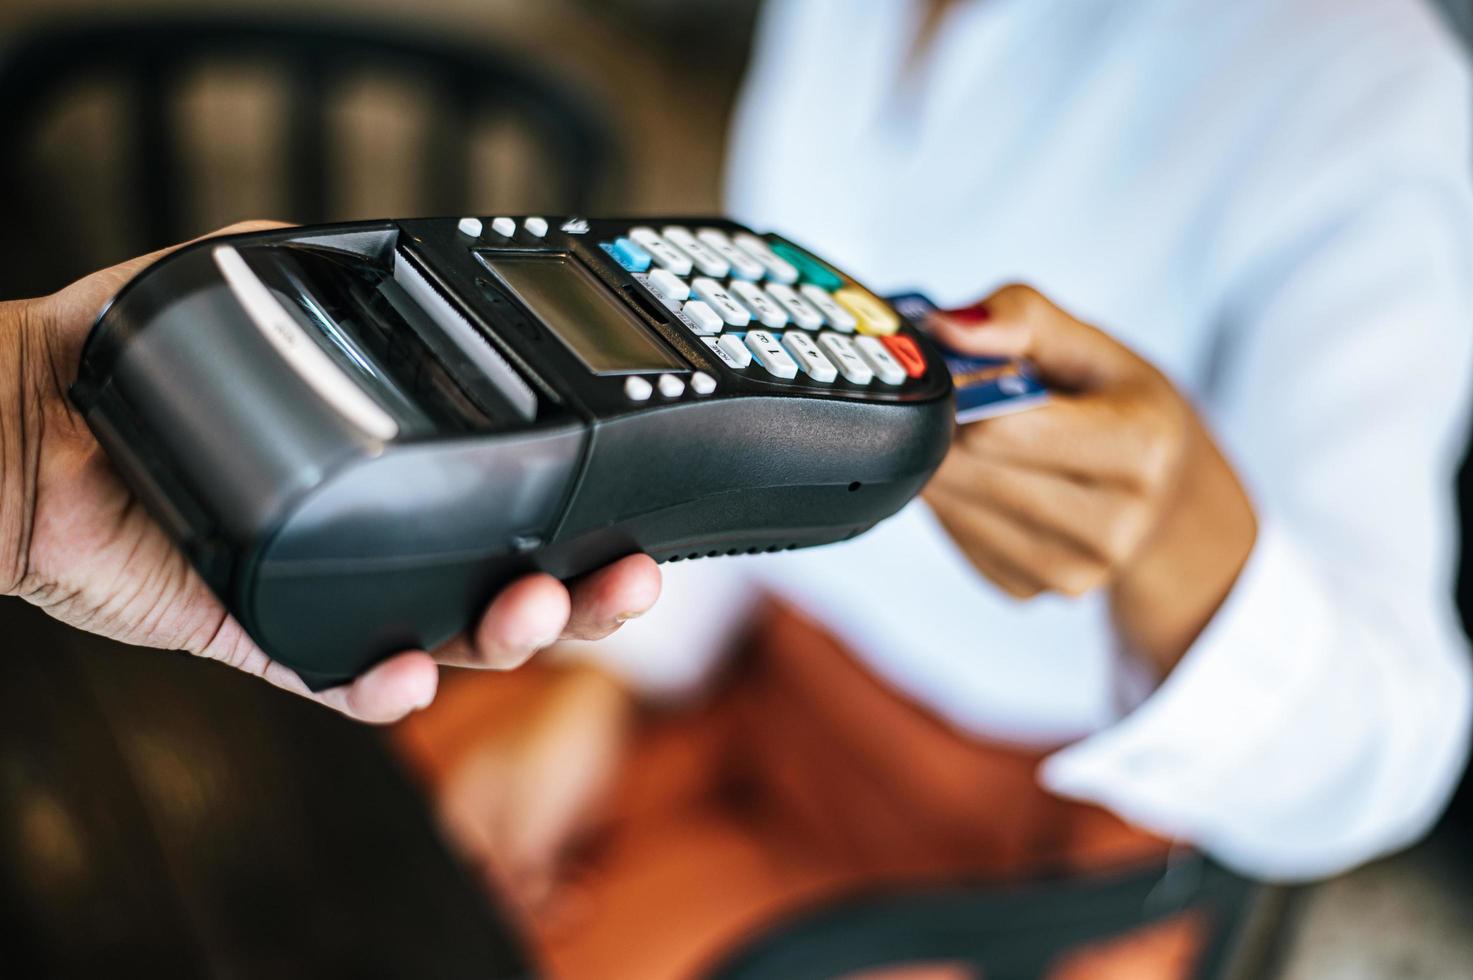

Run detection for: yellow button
[[833, 287, 900, 336]]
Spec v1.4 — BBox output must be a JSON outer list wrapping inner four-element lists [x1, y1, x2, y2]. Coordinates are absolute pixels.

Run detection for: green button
[[770, 242, 843, 291]]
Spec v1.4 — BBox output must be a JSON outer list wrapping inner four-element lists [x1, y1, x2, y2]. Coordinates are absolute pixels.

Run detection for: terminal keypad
[[606, 224, 918, 393]]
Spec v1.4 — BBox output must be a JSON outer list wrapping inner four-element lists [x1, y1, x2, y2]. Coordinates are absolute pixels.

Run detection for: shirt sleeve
[[1043, 33, 1473, 881]]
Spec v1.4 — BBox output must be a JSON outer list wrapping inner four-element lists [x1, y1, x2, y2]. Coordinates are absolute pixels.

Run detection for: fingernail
[[948, 304, 991, 325], [614, 610, 644, 624]]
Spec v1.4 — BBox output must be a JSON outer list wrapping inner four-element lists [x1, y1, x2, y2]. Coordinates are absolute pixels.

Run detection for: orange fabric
[[394, 603, 1203, 980]]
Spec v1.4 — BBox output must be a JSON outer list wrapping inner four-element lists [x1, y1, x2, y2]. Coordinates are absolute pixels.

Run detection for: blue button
[[603, 237, 653, 273]]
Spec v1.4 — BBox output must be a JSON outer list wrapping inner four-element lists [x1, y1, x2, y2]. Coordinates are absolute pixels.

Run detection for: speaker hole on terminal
[[848, 482, 862, 492]]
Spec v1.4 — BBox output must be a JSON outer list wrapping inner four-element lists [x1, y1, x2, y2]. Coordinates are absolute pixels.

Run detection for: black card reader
[[70, 217, 954, 688]]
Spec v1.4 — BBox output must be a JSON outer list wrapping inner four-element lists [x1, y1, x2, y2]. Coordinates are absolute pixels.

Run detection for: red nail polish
[[948, 304, 991, 325]]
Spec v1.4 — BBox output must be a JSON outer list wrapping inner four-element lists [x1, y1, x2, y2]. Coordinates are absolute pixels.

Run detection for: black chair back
[[0, 15, 618, 295], [706, 855, 1276, 980]]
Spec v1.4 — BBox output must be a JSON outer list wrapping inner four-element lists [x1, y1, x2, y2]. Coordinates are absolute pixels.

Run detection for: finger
[[925, 496, 1044, 599], [196, 615, 439, 723], [950, 394, 1177, 490], [312, 651, 440, 724], [445, 573, 573, 670], [562, 553, 663, 641], [925, 482, 1111, 597], [928, 283, 1137, 390], [928, 450, 1152, 565]]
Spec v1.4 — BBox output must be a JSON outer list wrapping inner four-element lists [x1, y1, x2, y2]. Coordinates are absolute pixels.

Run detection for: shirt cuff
[[1039, 519, 1335, 843]]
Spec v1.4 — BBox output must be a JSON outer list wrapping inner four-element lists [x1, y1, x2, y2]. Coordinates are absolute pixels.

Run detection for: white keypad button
[[628, 227, 693, 275], [765, 282, 824, 330], [491, 216, 516, 237], [647, 268, 690, 304], [781, 331, 838, 383], [744, 330, 799, 379], [855, 336, 906, 385], [800, 285, 858, 331], [561, 217, 589, 234], [733, 233, 800, 284], [662, 226, 730, 278], [624, 376, 653, 401], [690, 277, 751, 327], [680, 300, 724, 335], [457, 216, 482, 237], [634, 273, 679, 311], [730, 280, 789, 328], [523, 216, 548, 237], [716, 333, 752, 368], [690, 371, 717, 395], [697, 228, 766, 280], [817, 332, 874, 384], [657, 374, 685, 398]]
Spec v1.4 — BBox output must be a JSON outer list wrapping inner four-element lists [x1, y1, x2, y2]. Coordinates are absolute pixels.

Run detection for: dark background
[[2, 1, 1473, 976]]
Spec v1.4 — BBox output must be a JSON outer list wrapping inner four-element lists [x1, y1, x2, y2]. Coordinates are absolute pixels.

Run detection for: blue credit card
[[886, 292, 1049, 423]]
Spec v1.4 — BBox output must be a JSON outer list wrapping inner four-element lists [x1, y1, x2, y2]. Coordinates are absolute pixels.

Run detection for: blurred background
[[0, 0, 758, 295], [3, 1, 1473, 977]]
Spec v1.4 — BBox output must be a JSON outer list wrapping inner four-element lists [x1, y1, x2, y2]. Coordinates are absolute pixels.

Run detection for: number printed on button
[[662, 226, 730, 278], [628, 227, 694, 276], [800, 285, 858, 331], [766, 282, 824, 330], [697, 228, 766, 280], [817, 332, 874, 384], [730, 280, 789, 329], [691, 278, 752, 327], [781, 331, 837, 383], [744, 329, 799, 379]]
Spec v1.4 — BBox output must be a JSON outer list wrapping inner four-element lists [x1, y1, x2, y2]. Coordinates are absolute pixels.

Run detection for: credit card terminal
[[71, 217, 953, 688]]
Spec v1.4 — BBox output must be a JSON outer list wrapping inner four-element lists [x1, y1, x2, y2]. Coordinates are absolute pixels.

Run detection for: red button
[[881, 334, 927, 379]]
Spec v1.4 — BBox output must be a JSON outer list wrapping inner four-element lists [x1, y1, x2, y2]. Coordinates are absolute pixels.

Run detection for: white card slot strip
[[661, 226, 730, 278], [214, 245, 400, 441], [696, 228, 765, 280], [392, 250, 539, 420]]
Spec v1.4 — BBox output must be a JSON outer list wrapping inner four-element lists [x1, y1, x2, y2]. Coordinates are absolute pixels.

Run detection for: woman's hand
[[1, 223, 661, 722], [435, 663, 634, 912], [923, 284, 1256, 674]]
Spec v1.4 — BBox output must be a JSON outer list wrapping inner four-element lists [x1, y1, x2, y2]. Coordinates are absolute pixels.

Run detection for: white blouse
[[572, 0, 1473, 880]]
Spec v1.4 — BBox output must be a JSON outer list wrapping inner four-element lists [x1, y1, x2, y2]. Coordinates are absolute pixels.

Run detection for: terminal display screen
[[484, 252, 683, 376]]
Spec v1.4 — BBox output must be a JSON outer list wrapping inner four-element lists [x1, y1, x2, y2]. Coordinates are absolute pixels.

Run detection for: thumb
[[928, 283, 1132, 391]]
